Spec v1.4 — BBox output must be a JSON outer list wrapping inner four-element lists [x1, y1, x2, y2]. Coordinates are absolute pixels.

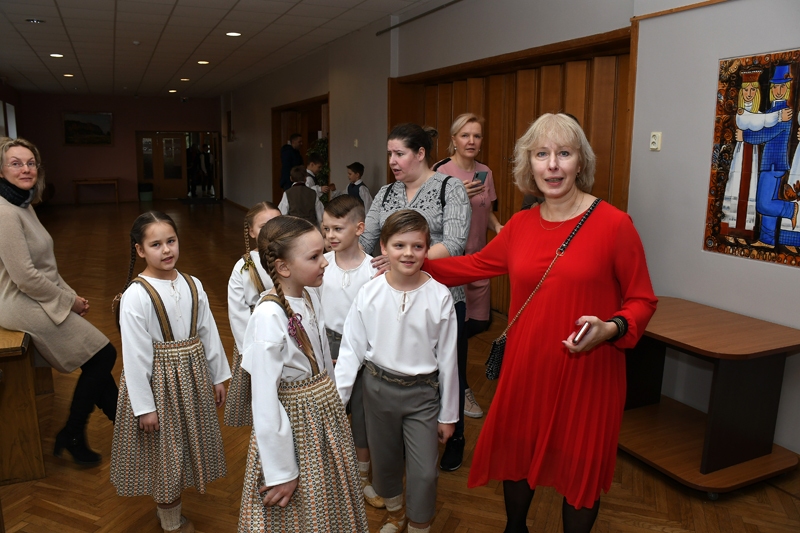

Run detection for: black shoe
[[54, 429, 101, 466], [440, 436, 465, 471]]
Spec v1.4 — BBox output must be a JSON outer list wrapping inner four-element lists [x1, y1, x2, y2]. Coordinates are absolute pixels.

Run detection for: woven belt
[[364, 360, 439, 390], [325, 328, 343, 341]]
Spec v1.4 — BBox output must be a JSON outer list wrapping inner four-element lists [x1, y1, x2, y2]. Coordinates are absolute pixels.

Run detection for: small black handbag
[[485, 198, 600, 380]]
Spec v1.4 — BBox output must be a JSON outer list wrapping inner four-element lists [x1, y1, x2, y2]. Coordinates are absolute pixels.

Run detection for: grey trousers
[[350, 366, 368, 448], [362, 362, 439, 523]]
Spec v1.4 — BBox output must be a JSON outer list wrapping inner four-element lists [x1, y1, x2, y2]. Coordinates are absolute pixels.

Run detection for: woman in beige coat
[[0, 137, 117, 465]]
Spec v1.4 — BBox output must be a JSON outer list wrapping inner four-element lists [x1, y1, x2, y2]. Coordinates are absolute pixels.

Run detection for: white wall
[[223, 48, 329, 206], [222, 20, 390, 207], [628, 0, 800, 452], [396, 0, 634, 76], [328, 23, 391, 195]]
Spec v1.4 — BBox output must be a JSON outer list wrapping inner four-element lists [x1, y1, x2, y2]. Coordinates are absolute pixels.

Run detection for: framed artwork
[[63, 112, 113, 145], [705, 49, 800, 267]]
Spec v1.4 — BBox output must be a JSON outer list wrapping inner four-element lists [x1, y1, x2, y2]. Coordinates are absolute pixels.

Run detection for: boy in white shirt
[[335, 209, 458, 533], [320, 194, 383, 510]]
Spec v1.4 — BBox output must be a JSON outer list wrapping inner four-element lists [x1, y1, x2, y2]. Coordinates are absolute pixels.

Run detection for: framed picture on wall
[[705, 48, 800, 267], [63, 112, 113, 145]]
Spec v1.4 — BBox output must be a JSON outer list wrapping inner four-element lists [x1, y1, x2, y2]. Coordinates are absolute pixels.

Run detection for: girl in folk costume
[[225, 201, 281, 426], [110, 211, 231, 533], [238, 216, 368, 533], [723, 69, 779, 236]]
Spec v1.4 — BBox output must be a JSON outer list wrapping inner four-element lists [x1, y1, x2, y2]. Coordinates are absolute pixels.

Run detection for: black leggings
[[502, 479, 600, 533], [64, 342, 118, 435]]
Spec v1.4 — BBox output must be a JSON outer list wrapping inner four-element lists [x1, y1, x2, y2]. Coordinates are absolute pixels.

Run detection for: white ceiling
[[0, 0, 429, 98]]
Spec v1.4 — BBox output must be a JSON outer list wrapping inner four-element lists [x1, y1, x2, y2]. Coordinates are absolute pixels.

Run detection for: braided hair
[[242, 201, 278, 291], [258, 216, 318, 364], [112, 211, 178, 326]]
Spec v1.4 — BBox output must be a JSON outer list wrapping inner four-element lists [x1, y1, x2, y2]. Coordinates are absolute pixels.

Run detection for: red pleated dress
[[425, 201, 657, 509]]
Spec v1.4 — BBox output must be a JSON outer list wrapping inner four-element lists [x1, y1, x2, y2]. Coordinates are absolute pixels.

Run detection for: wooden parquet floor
[[1, 200, 799, 533]]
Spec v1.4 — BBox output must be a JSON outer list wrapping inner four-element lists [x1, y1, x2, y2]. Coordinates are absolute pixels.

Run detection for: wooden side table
[[0, 326, 46, 485], [620, 297, 800, 498], [73, 178, 119, 204]]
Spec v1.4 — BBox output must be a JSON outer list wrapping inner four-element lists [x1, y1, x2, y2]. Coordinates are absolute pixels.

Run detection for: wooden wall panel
[[564, 61, 588, 125], [452, 80, 467, 120], [611, 54, 631, 211], [389, 45, 634, 316], [466, 78, 485, 117], [424, 85, 438, 131], [485, 74, 515, 314], [515, 69, 538, 138], [388, 78, 425, 127], [586, 56, 618, 202], [538, 65, 563, 114], [387, 78, 425, 183], [436, 83, 453, 161]]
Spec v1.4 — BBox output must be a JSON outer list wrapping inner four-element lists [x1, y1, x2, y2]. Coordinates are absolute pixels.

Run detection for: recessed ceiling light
[[197, 60, 209, 65], [169, 89, 177, 93], [50, 53, 63, 58], [226, 32, 241, 37], [26, 19, 45, 24], [64, 73, 74, 78], [180, 78, 190, 82], [133, 40, 140, 45]]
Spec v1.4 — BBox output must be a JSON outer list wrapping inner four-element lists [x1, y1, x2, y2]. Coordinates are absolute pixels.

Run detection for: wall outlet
[[650, 132, 662, 151], [354, 139, 359, 147]]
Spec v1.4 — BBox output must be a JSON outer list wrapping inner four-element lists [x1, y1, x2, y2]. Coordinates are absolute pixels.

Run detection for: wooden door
[[136, 131, 188, 199]]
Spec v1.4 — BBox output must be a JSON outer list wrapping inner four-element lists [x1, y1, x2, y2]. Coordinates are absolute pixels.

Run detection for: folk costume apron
[[238, 293, 368, 533], [224, 252, 267, 427], [110, 273, 227, 503]]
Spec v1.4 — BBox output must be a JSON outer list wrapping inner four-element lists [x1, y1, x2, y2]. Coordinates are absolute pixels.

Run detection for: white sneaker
[[464, 388, 483, 418]]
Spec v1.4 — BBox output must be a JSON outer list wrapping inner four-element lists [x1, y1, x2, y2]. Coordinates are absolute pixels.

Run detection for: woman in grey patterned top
[[359, 123, 472, 474]]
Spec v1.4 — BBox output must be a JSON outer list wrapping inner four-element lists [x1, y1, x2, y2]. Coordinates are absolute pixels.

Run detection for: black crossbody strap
[[499, 198, 601, 339]]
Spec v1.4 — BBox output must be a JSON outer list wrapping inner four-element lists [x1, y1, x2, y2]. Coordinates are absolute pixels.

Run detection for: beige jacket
[[0, 196, 108, 372]]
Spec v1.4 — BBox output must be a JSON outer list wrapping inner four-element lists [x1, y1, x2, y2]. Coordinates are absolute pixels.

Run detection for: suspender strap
[[182, 272, 200, 338], [132, 277, 175, 342], [257, 292, 321, 376], [132, 272, 199, 342]]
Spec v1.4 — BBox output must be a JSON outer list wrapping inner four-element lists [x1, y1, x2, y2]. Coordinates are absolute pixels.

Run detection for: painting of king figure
[[707, 50, 800, 266]]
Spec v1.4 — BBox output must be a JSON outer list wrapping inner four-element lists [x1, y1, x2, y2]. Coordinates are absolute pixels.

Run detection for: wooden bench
[[620, 297, 800, 499], [73, 178, 119, 205], [0, 326, 46, 485]]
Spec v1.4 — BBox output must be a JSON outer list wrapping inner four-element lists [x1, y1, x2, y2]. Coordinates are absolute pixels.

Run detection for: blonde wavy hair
[[0, 137, 46, 203], [512, 113, 595, 196], [447, 113, 485, 156]]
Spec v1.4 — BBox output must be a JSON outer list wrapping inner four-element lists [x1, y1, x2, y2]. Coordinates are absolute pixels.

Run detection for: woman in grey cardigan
[[0, 137, 117, 465]]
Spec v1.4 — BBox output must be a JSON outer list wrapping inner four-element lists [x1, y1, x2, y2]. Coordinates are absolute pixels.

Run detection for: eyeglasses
[[4, 162, 39, 170]]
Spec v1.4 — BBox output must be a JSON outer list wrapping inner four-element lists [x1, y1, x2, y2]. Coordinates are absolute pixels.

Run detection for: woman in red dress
[[424, 113, 657, 533]]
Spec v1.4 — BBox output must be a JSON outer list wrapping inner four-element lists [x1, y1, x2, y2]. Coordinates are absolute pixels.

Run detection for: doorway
[[271, 94, 329, 203], [136, 131, 222, 200]]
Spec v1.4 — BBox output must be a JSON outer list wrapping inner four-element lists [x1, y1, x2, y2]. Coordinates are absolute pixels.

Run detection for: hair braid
[[113, 237, 140, 327], [258, 216, 319, 366], [244, 220, 251, 254]]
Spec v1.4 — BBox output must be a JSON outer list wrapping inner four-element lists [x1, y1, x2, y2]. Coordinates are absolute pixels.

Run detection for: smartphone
[[473, 171, 488, 184], [572, 322, 591, 345]]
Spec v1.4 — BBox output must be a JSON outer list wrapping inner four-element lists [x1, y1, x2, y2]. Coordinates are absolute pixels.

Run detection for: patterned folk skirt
[[110, 336, 227, 503], [238, 371, 368, 533], [224, 344, 253, 426]]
